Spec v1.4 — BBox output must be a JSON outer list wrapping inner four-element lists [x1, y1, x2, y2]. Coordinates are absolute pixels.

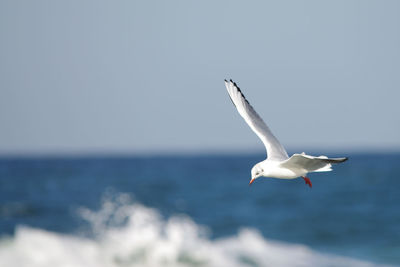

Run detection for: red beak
[[249, 178, 255, 185]]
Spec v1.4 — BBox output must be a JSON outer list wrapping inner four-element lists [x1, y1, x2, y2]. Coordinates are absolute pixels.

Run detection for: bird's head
[[250, 163, 264, 185]]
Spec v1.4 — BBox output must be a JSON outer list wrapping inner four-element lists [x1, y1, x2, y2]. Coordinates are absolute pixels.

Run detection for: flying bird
[[224, 79, 347, 187]]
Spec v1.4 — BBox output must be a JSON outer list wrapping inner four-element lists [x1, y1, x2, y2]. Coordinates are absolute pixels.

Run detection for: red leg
[[302, 176, 312, 188]]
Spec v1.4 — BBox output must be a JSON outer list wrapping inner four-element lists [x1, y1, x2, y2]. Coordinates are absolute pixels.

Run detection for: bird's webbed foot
[[302, 176, 312, 188]]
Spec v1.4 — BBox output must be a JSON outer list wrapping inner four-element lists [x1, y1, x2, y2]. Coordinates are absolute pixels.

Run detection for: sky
[[0, 1, 399, 155]]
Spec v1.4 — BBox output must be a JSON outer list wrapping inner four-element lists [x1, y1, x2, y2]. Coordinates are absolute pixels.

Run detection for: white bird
[[224, 79, 347, 187]]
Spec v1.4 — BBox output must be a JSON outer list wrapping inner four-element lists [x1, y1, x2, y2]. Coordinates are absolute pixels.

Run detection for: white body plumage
[[224, 79, 348, 187]]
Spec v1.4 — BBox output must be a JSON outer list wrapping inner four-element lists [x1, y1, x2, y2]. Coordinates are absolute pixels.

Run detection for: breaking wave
[[0, 193, 390, 267]]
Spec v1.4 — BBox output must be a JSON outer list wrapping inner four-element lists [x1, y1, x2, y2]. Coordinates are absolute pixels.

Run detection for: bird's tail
[[313, 165, 333, 172]]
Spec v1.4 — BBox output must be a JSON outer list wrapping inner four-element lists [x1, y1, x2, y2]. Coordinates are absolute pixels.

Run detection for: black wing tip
[[326, 157, 349, 164], [229, 79, 241, 91], [231, 80, 250, 104], [225, 79, 250, 105]]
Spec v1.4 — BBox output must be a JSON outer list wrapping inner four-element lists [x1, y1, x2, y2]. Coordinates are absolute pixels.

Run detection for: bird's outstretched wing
[[280, 153, 348, 172], [225, 79, 289, 161]]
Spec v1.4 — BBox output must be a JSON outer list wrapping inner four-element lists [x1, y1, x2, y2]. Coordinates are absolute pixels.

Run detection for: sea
[[0, 152, 399, 267]]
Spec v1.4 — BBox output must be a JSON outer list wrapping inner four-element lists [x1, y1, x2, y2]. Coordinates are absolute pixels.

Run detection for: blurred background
[[0, 1, 399, 266]]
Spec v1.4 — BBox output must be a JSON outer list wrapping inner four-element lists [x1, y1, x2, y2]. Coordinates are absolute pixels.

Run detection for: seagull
[[224, 79, 348, 187]]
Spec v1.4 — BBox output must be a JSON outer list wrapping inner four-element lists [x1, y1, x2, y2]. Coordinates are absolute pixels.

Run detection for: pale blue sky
[[1, 1, 399, 155]]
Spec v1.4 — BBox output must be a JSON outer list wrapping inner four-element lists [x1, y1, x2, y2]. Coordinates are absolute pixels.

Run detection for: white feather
[[224, 80, 288, 161], [225, 79, 348, 182]]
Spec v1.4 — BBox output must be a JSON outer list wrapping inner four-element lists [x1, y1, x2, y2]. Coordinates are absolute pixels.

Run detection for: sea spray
[[0, 193, 392, 267]]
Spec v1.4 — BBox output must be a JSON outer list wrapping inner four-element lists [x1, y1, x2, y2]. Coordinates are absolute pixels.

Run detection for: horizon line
[[1, 146, 399, 159]]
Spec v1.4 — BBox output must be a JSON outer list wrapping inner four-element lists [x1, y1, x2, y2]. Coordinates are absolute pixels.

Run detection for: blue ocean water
[[0, 153, 399, 266]]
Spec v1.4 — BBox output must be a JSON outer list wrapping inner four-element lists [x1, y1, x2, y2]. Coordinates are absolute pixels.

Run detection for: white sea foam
[[0, 194, 391, 267]]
